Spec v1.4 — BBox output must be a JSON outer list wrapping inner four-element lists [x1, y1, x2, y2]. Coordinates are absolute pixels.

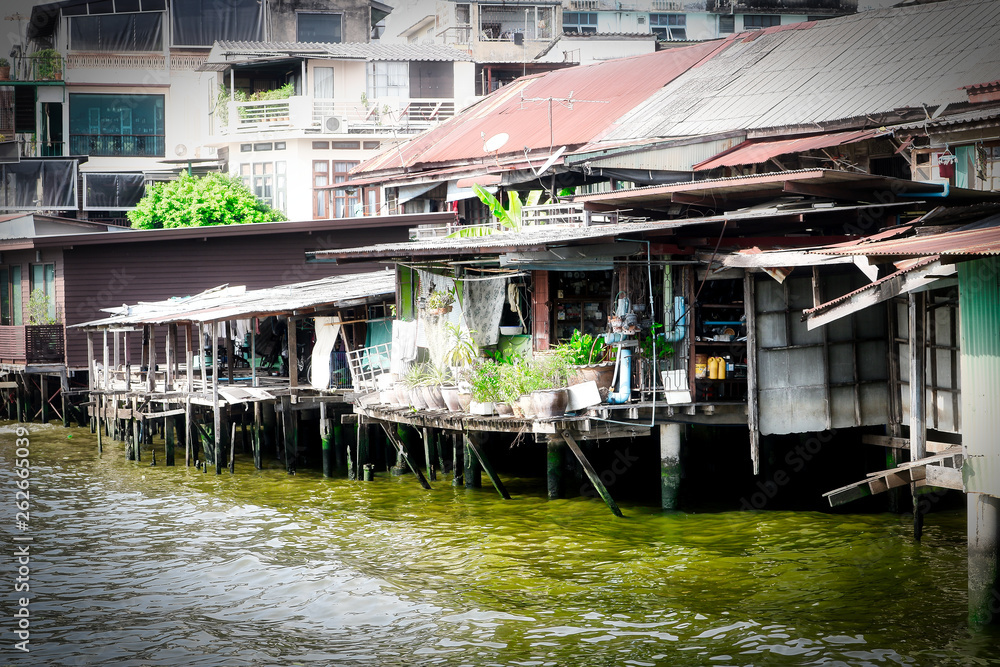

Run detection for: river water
[[2, 421, 998, 666]]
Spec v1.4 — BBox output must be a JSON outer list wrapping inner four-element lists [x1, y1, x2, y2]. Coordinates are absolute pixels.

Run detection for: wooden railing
[[0, 325, 65, 365]]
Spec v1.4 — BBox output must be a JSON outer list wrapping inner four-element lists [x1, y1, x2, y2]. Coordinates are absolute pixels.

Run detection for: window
[[83, 173, 145, 210], [70, 12, 163, 51], [743, 14, 780, 30], [30, 264, 56, 322], [171, 0, 262, 46], [480, 5, 554, 40], [69, 93, 164, 157], [313, 67, 334, 99], [297, 12, 343, 43], [312, 141, 330, 150], [719, 15, 735, 34], [0, 161, 78, 211], [563, 12, 597, 34], [312, 160, 360, 218], [1, 266, 23, 325], [650, 13, 686, 39], [368, 62, 409, 99], [240, 161, 286, 212]]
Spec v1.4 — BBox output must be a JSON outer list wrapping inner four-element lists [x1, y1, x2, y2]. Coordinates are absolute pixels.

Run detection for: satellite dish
[[483, 132, 509, 153], [536, 146, 567, 176]]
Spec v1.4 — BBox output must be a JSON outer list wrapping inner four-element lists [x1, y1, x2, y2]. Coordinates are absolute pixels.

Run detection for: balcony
[[0, 325, 66, 366], [215, 96, 457, 136], [68, 134, 165, 158], [706, 0, 857, 12], [1, 54, 66, 83]]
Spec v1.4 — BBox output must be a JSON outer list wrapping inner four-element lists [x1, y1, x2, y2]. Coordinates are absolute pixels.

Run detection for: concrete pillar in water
[[660, 423, 683, 510], [547, 436, 563, 500], [969, 493, 1000, 628], [357, 421, 371, 479]]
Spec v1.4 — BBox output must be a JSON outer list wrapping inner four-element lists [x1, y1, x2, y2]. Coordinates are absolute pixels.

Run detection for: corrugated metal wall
[[754, 272, 890, 435], [959, 257, 1000, 497]]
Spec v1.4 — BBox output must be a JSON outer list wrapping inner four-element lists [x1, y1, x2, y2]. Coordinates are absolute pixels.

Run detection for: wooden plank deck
[[823, 446, 964, 507]]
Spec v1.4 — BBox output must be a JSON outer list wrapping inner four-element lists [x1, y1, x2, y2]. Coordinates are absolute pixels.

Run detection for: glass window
[[30, 264, 56, 322], [313, 160, 329, 219], [1, 267, 9, 325], [743, 14, 780, 29], [368, 62, 408, 99], [70, 12, 163, 51], [0, 161, 78, 211], [313, 67, 334, 98], [332, 161, 360, 218], [563, 12, 597, 34], [1, 266, 23, 325], [650, 14, 686, 39], [172, 0, 262, 46], [297, 12, 343, 43], [69, 93, 164, 157], [719, 15, 735, 34]]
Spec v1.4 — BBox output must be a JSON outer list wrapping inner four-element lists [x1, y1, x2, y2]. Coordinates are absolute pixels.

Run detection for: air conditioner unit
[[323, 116, 349, 133]]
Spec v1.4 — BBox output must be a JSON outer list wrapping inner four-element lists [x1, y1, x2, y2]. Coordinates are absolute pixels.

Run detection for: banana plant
[[448, 185, 547, 238]]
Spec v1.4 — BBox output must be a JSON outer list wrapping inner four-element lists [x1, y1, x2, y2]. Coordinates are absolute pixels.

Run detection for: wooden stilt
[[379, 421, 431, 489], [562, 431, 624, 518], [464, 435, 481, 489], [423, 427, 436, 481], [466, 432, 510, 499], [212, 321, 222, 475], [320, 402, 333, 478], [225, 320, 234, 385], [347, 423, 357, 480], [40, 374, 48, 424], [185, 323, 194, 467], [452, 432, 464, 486], [547, 437, 563, 500], [253, 401, 263, 470], [333, 422, 345, 472], [909, 291, 927, 541], [357, 418, 370, 478], [280, 395, 294, 474], [165, 416, 175, 466], [229, 420, 237, 473]]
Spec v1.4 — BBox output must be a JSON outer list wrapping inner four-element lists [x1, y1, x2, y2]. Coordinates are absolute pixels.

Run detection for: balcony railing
[[217, 95, 457, 135], [69, 134, 165, 157], [5, 55, 66, 82], [0, 325, 65, 365]]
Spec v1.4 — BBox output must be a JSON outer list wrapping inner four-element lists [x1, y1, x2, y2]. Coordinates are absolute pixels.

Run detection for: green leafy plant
[[640, 323, 674, 360], [442, 322, 478, 367], [127, 173, 287, 229], [469, 359, 504, 403], [448, 186, 547, 238], [27, 288, 59, 325], [425, 288, 455, 311], [0, 58, 9, 68], [33, 49, 61, 80], [551, 329, 606, 366]]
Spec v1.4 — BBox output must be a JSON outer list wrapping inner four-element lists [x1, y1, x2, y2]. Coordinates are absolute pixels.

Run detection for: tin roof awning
[[692, 129, 882, 171], [814, 214, 1000, 261]]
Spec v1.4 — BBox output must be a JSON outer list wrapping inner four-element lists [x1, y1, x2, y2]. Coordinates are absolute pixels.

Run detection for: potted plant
[[419, 363, 449, 410], [639, 323, 674, 388], [424, 288, 455, 315], [0, 58, 10, 81], [527, 352, 571, 418], [401, 363, 430, 410], [469, 359, 503, 415], [552, 330, 616, 393], [33, 49, 62, 81]]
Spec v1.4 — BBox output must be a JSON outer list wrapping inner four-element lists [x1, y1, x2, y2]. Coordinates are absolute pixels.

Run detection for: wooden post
[[464, 434, 481, 489], [466, 432, 510, 499], [225, 320, 234, 385], [229, 420, 237, 473], [562, 431, 624, 518], [40, 374, 48, 424], [87, 330, 96, 431], [148, 325, 157, 393], [185, 323, 194, 467], [280, 395, 295, 474], [546, 436, 563, 500], [253, 401, 263, 470], [165, 415, 175, 466], [423, 427, 436, 481], [320, 401, 333, 477], [288, 317, 298, 390], [452, 432, 464, 486], [909, 291, 926, 541], [744, 269, 761, 475], [59, 369, 69, 428], [165, 323, 174, 389], [212, 322, 222, 475], [347, 422, 357, 480], [333, 422, 345, 472], [251, 317, 258, 387], [357, 418, 370, 477]]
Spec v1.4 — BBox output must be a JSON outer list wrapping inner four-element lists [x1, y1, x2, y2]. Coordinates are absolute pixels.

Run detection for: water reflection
[[0, 422, 991, 666]]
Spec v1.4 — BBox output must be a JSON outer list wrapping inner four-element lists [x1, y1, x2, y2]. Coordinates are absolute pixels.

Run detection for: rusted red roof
[[817, 222, 1000, 258], [354, 41, 722, 176], [692, 129, 880, 171]]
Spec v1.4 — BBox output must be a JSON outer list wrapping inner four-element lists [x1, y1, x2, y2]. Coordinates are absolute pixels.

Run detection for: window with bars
[[563, 12, 597, 34], [743, 14, 780, 29], [650, 13, 686, 39]]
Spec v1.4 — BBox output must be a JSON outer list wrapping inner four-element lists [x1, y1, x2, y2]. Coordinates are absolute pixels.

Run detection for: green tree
[[127, 173, 287, 229]]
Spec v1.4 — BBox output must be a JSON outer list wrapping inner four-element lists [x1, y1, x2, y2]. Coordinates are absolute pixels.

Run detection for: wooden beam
[[922, 465, 964, 491], [465, 432, 510, 499], [561, 431, 623, 517], [861, 434, 954, 453], [379, 421, 432, 490]]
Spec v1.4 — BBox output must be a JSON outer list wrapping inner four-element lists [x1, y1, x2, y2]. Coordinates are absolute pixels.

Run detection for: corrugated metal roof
[[73, 270, 396, 328], [818, 218, 1000, 258], [205, 41, 473, 67], [692, 129, 881, 171], [894, 107, 1000, 131], [601, 0, 1000, 142], [802, 255, 942, 316], [352, 41, 722, 176]]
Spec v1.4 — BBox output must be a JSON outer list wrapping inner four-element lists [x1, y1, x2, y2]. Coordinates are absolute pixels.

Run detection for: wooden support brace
[[379, 421, 432, 490], [561, 430, 623, 517], [465, 432, 510, 500]]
